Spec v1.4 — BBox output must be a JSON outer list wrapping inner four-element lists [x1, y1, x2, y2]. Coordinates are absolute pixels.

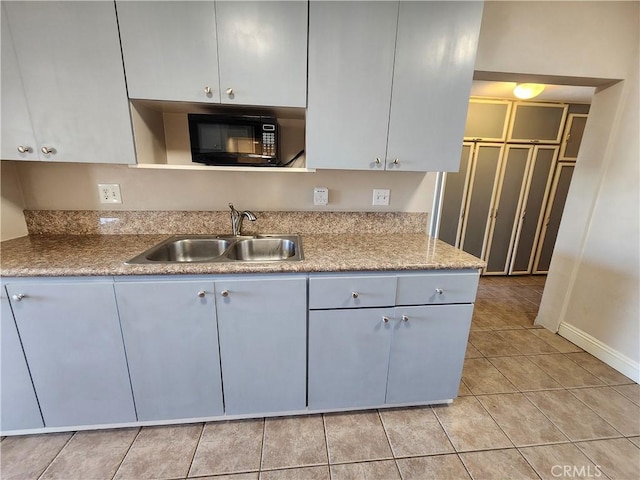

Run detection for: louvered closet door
[[438, 143, 473, 247], [533, 163, 575, 273], [509, 146, 559, 274], [459, 144, 504, 260], [484, 146, 533, 275]]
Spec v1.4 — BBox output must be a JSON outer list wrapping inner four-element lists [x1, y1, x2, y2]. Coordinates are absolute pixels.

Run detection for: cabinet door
[[308, 308, 393, 410], [386, 305, 472, 404], [386, 1, 482, 172], [459, 144, 504, 259], [115, 281, 223, 422], [559, 113, 588, 160], [216, 1, 307, 107], [438, 143, 473, 247], [306, 1, 398, 170], [464, 99, 512, 142], [1, 285, 43, 431], [6, 281, 136, 427], [534, 163, 575, 273], [510, 146, 558, 274], [485, 146, 533, 274], [507, 102, 569, 144], [4, 2, 135, 164], [215, 276, 306, 415], [0, 6, 39, 161], [117, 1, 219, 103]]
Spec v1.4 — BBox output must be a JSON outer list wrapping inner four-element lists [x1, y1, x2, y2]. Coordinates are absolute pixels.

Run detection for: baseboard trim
[[558, 322, 640, 383]]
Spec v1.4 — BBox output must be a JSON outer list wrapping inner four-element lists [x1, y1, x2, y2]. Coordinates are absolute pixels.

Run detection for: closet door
[[459, 144, 504, 260], [464, 99, 512, 142], [438, 143, 473, 247], [533, 163, 575, 273], [559, 113, 588, 160], [484, 146, 533, 274], [509, 146, 558, 274], [507, 102, 568, 144]]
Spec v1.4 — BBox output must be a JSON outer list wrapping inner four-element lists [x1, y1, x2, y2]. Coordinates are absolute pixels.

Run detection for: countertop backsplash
[[23, 210, 429, 236]]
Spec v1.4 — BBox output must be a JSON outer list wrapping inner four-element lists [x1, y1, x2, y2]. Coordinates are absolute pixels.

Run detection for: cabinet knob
[[17, 145, 31, 153], [382, 316, 389, 323], [435, 288, 444, 295], [226, 88, 233, 96], [12, 293, 26, 302], [352, 291, 359, 299], [41, 146, 54, 154], [221, 290, 229, 297], [197, 291, 206, 298], [204, 86, 212, 94], [375, 157, 381, 165], [392, 158, 399, 165], [402, 315, 409, 322]]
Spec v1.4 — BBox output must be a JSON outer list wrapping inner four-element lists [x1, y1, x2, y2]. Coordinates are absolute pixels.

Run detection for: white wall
[[12, 162, 434, 213], [0, 161, 28, 241], [476, 1, 639, 378]]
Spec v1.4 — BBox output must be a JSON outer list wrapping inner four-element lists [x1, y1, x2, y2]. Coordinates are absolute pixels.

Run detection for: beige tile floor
[[2, 276, 639, 480]]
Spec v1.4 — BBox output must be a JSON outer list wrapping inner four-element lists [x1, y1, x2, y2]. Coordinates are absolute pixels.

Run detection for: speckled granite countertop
[[0, 234, 485, 277]]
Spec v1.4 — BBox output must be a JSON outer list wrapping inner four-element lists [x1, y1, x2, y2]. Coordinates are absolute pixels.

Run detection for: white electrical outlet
[[372, 189, 390, 206], [98, 183, 122, 204], [313, 187, 329, 205]]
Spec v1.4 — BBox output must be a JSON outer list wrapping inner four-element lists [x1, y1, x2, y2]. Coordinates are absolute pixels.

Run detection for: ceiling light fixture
[[513, 83, 546, 100]]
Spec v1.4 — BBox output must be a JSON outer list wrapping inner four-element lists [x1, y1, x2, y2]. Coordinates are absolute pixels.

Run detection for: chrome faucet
[[229, 203, 257, 236]]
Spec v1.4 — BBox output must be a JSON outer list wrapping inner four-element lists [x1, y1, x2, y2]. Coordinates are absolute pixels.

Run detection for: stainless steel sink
[[225, 238, 297, 261], [125, 234, 303, 264], [144, 238, 232, 262]]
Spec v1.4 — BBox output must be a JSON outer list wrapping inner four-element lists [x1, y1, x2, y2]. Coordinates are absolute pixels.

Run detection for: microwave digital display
[[188, 114, 279, 166]]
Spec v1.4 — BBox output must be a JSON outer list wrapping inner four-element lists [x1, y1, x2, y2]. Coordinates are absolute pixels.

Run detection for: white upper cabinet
[[216, 1, 308, 107], [307, 1, 483, 171], [3, 1, 135, 164], [117, 1, 307, 108], [117, 1, 220, 103], [386, 1, 483, 172], [306, 1, 398, 170], [1, 6, 39, 161]]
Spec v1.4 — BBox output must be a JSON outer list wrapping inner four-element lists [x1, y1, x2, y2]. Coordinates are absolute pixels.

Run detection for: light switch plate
[[313, 187, 329, 205], [372, 189, 390, 206]]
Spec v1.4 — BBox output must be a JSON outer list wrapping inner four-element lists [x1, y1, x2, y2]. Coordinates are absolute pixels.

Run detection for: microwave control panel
[[262, 124, 276, 157]]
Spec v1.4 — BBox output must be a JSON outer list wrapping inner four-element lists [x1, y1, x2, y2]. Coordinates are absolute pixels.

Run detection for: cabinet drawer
[[309, 274, 397, 309], [396, 271, 479, 305]]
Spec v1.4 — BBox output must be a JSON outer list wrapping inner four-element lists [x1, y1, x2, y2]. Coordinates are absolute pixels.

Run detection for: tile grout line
[[110, 426, 142, 480], [185, 422, 205, 479], [36, 431, 76, 480], [376, 409, 403, 479], [321, 414, 333, 480]]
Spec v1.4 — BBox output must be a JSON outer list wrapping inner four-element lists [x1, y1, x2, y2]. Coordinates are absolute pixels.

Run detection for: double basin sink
[[126, 234, 303, 264]]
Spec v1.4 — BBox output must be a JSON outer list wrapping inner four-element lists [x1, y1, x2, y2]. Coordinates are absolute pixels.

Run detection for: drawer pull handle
[[402, 315, 409, 322], [435, 288, 444, 295], [221, 290, 229, 297], [382, 316, 389, 324], [352, 291, 359, 299], [12, 293, 26, 302], [197, 291, 206, 298]]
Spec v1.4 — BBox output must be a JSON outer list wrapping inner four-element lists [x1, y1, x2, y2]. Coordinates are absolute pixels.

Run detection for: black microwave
[[188, 113, 279, 166]]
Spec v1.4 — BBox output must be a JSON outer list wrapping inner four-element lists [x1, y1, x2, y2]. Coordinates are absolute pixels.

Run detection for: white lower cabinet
[[309, 308, 394, 410], [386, 305, 472, 404], [308, 271, 477, 410], [5, 280, 136, 428], [214, 276, 307, 415], [114, 280, 224, 421], [1, 284, 43, 431], [1, 270, 477, 433]]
